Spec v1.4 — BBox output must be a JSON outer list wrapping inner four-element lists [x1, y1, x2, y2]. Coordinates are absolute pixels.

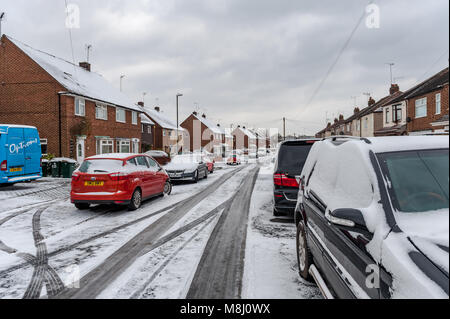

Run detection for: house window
[[386, 108, 390, 123], [356, 121, 360, 131], [116, 140, 131, 153], [40, 139, 48, 155], [75, 98, 85, 116], [163, 130, 166, 137], [364, 117, 369, 129], [116, 108, 126, 123], [95, 104, 108, 120], [148, 127, 152, 134], [141, 124, 144, 133], [415, 98, 427, 118], [96, 139, 113, 155], [346, 124, 351, 132], [393, 104, 402, 122], [436, 93, 441, 114], [132, 111, 138, 125]]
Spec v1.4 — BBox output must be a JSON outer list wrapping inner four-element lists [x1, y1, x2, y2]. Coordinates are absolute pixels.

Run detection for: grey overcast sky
[[1, 0, 449, 135]]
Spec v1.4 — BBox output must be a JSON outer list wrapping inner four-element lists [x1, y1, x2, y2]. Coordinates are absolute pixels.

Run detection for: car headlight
[[184, 168, 197, 174]]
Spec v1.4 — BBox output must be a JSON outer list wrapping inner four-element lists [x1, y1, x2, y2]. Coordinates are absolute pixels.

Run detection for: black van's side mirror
[[326, 209, 369, 232]]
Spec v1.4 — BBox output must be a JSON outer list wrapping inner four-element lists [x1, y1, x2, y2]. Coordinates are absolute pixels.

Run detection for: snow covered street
[[0, 160, 319, 299]]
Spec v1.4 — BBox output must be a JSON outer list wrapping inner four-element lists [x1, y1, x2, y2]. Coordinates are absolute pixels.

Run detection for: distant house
[[0, 35, 142, 162], [142, 105, 186, 155], [139, 110, 155, 152], [181, 112, 223, 154], [374, 88, 408, 136], [232, 126, 257, 151], [216, 124, 234, 157], [402, 67, 449, 135]]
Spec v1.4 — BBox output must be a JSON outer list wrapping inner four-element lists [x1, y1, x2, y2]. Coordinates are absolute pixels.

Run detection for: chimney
[[202, 114, 206, 119], [217, 124, 221, 127], [138, 101, 144, 107], [390, 84, 400, 95], [354, 107, 360, 114], [79, 62, 91, 72], [368, 97, 376, 106], [334, 118, 338, 124], [193, 111, 198, 116], [238, 125, 241, 128], [339, 114, 344, 121], [327, 122, 331, 128], [243, 126, 246, 129], [155, 106, 160, 112]]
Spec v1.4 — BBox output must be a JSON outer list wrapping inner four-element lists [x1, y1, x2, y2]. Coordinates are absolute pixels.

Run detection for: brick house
[[139, 111, 155, 152], [374, 87, 408, 136], [141, 105, 186, 156], [0, 35, 142, 162], [181, 112, 223, 154], [403, 67, 449, 135], [232, 126, 257, 151]]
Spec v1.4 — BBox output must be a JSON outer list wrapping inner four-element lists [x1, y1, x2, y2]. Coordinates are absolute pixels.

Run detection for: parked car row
[[273, 136, 449, 299]]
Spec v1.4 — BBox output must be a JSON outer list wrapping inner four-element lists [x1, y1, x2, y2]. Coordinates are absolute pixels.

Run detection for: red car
[[204, 158, 215, 173], [227, 154, 241, 165], [71, 154, 171, 211]]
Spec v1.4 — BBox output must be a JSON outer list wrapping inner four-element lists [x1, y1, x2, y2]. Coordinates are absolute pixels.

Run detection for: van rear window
[[79, 159, 124, 174], [277, 144, 313, 175]]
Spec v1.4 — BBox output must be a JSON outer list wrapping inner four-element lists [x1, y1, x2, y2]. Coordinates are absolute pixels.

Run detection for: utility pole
[[283, 117, 286, 141], [85, 44, 92, 62], [386, 63, 395, 85], [176, 93, 183, 155], [0, 12, 6, 37], [120, 75, 125, 92]]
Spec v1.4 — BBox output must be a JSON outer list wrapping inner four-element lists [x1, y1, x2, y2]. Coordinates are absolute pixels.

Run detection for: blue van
[[0, 125, 42, 185]]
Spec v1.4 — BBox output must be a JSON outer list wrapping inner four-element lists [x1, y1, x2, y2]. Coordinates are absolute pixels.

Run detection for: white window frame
[[116, 108, 126, 123], [386, 108, 390, 124], [436, 93, 441, 114], [96, 139, 114, 155], [75, 98, 85, 117], [132, 111, 138, 125], [415, 97, 427, 119], [116, 140, 131, 153], [95, 104, 108, 120]]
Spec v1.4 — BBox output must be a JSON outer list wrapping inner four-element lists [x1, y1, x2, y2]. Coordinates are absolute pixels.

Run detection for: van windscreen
[[277, 144, 313, 175]]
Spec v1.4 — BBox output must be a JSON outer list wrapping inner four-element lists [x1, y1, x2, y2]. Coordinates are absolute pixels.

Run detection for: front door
[[76, 138, 85, 163]]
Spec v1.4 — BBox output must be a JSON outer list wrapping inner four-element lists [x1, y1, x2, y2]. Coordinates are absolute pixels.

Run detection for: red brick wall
[[407, 84, 449, 133], [0, 35, 141, 158], [62, 96, 141, 158], [0, 36, 64, 155]]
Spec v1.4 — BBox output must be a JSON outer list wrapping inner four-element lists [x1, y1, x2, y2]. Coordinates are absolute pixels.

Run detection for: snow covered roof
[[140, 113, 155, 125], [144, 108, 185, 131], [7, 36, 141, 112], [193, 114, 222, 134], [235, 127, 257, 139]]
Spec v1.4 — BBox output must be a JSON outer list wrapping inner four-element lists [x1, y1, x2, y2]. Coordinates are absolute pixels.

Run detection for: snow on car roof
[[86, 153, 138, 160], [0, 124, 38, 132], [366, 136, 449, 153], [7, 36, 142, 113]]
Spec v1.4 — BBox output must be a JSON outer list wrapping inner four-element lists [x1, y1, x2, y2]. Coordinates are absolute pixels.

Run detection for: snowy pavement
[[0, 159, 320, 299]]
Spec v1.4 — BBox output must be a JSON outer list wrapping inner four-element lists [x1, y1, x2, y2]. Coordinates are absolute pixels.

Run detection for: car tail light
[[274, 173, 300, 188], [0, 160, 7, 171], [109, 173, 130, 181], [72, 173, 80, 182]]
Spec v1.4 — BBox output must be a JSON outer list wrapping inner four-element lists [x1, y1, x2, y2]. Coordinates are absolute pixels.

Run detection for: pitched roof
[[392, 67, 449, 103], [234, 127, 256, 139], [144, 108, 184, 131], [140, 113, 155, 125], [192, 114, 222, 134], [7, 35, 141, 112], [358, 91, 404, 118]]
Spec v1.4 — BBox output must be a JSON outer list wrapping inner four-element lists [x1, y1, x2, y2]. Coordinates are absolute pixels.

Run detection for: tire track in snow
[[0, 166, 246, 280], [55, 165, 250, 299], [22, 207, 65, 299]]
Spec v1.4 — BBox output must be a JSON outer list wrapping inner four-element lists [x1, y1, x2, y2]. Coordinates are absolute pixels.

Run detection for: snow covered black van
[[0, 125, 42, 185]]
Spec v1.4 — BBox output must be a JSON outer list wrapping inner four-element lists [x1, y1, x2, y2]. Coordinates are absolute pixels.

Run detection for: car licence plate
[[169, 173, 182, 178], [10, 167, 23, 173], [84, 181, 104, 187]]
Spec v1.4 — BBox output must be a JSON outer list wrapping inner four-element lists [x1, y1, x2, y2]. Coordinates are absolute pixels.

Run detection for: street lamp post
[[176, 93, 183, 155]]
